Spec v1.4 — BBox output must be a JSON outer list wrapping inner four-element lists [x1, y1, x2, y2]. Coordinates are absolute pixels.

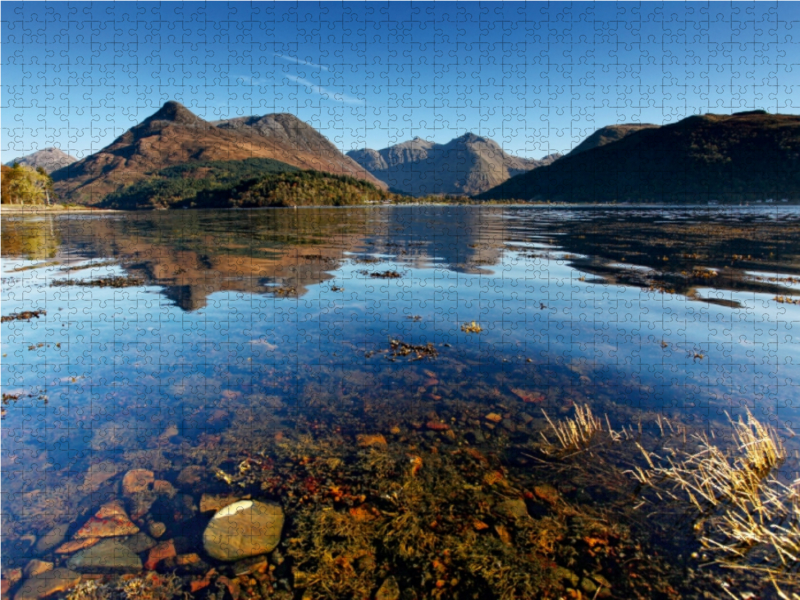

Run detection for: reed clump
[[540, 404, 631, 454], [628, 409, 799, 598]]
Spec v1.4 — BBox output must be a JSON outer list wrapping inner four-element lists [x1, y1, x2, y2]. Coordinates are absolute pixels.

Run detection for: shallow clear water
[[2, 206, 799, 592]]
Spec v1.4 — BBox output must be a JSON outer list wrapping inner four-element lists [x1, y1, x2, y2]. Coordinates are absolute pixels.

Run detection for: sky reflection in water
[[2, 206, 799, 546]]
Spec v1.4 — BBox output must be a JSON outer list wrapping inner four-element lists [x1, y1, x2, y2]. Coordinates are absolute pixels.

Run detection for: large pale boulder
[[202, 500, 284, 561]]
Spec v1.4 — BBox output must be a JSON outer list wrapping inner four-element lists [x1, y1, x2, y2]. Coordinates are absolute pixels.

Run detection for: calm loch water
[[2, 206, 799, 598]]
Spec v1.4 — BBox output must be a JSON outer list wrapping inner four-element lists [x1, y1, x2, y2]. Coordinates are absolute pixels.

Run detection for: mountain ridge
[[347, 134, 559, 196], [6, 147, 77, 173], [478, 111, 800, 203], [51, 101, 385, 204], [567, 124, 659, 156]]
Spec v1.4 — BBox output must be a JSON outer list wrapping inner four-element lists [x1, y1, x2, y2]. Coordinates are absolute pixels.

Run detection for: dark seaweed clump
[[51, 276, 144, 288], [1, 309, 46, 323]]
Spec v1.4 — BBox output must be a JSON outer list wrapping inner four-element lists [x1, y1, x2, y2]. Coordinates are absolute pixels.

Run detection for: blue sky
[[3, 1, 799, 163]]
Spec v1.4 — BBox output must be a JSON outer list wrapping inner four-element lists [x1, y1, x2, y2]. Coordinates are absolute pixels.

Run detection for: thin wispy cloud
[[285, 74, 362, 105], [275, 54, 329, 72]]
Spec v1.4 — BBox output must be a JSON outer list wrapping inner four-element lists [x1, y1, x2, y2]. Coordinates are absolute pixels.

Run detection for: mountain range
[[50, 101, 384, 204], [478, 111, 800, 203], [6, 147, 77, 173], [11, 103, 798, 206], [347, 135, 559, 196]]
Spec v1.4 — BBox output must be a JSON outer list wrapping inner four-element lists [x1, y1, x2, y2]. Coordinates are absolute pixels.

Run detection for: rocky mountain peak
[[347, 133, 555, 196], [453, 132, 488, 144], [51, 104, 386, 203], [143, 101, 204, 126], [5, 147, 77, 173]]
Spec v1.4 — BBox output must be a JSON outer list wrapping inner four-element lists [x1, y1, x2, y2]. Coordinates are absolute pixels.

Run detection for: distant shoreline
[[0, 205, 120, 215], [1, 201, 798, 215]]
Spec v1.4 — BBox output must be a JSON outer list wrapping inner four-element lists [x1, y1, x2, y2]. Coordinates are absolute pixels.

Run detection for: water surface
[[2, 206, 799, 597]]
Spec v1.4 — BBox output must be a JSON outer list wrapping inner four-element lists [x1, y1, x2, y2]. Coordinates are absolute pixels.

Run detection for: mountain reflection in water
[[4, 207, 797, 310]]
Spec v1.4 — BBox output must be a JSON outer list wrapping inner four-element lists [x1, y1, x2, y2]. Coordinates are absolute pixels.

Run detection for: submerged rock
[[554, 566, 580, 587], [13, 568, 81, 600], [55, 539, 100, 555], [73, 500, 139, 539], [375, 575, 401, 600], [33, 524, 68, 554], [145, 539, 177, 570], [159, 424, 179, 443], [176, 465, 207, 488], [202, 500, 284, 561], [580, 577, 598, 595], [67, 539, 142, 573], [171, 493, 198, 523], [80, 461, 121, 493], [465, 429, 485, 444], [495, 498, 529, 520], [122, 532, 157, 554], [533, 484, 560, 506], [152, 480, 177, 497], [356, 434, 388, 447], [148, 521, 166, 539], [22, 561, 53, 579], [200, 493, 242, 513], [128, 493, 156, 521], [9, 535, 37, 557], [5, 568, 23, 586], [161, 552, 207, 575], [122, 469, 154, 496], [124, 473, 177, 520], [89, 421, 134, 451]]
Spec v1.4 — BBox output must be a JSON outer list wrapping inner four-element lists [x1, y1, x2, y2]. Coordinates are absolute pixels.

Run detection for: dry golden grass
[[540, 404, 634, 453], [627, 409, 799, 597]]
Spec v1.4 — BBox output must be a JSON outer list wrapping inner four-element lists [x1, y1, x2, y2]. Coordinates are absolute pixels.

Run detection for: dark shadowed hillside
[[478, 111, 800, 203], [568, 124, 659, 156], [100, 159, 396, 210]]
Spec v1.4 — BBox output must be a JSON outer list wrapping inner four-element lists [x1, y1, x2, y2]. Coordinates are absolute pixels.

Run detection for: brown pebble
[[356, 434, 387, 447], [122, 469, 154, 496], [148, 522, 166, 539], [145, 539, 176, 570], [152, 480, 177, 497], [375, 575, 401, 600]]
